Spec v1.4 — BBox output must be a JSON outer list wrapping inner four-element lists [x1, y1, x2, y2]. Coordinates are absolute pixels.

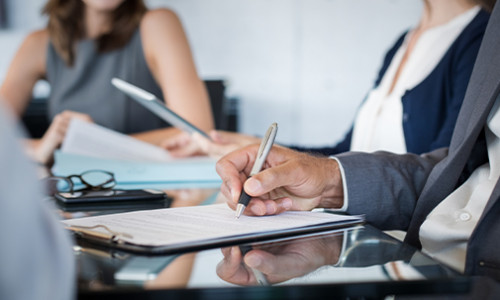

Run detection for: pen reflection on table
[[235, 123, 278, 218], [238, 245, 269, 285]]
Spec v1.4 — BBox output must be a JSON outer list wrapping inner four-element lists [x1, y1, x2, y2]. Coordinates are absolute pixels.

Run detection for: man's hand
[[216, 145, 344, 216]]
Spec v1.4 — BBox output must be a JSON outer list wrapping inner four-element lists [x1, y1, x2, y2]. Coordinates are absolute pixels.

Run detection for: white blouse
[[350, 6, 480, 154], [420, 94, 500, 273]]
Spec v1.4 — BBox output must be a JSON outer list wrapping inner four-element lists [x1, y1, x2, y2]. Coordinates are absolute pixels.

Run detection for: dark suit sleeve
[[335, 148, 448, 230]]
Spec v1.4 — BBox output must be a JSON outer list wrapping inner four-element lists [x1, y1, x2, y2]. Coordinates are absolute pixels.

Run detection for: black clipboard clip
[[67, 224, 133, 244]]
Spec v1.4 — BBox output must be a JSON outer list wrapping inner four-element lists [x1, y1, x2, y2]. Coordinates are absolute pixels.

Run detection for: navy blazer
[[294, 10, 490, 155]]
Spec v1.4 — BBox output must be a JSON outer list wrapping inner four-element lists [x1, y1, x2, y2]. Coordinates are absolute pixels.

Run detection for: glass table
[[51, 187, 470, 299]]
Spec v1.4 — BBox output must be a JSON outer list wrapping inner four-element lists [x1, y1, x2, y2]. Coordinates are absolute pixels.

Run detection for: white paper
[[61, 119, 173, 162], [62, 204, 362, 247]]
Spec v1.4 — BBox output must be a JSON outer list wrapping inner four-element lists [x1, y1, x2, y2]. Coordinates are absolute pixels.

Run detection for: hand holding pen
[[235, 123, 278, 218], [216, 131, 345, 216]]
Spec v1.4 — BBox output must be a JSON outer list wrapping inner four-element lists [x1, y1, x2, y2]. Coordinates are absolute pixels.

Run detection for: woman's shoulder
[[445, 9, 490, 59], [451, 9, 490, 45], [17, 29, 50, 70], [139, 7, 186, 51], [140, 8, 182, 30], [22, 29, 50, 48]]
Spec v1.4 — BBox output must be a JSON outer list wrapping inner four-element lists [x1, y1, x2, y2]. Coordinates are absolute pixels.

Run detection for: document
[[52, 119, 220, 185], [62, 204, 363, 254], [61, 119, 172, 162]]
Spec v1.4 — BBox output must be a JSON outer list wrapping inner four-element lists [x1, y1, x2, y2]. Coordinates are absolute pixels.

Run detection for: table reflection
[[53, 188, 467, 298], [72, 226, 461, 292], [216, 231, 344, 285]]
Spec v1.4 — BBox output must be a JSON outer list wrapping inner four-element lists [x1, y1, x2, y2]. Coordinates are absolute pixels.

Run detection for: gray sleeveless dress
[[46, 29, 167, 134]]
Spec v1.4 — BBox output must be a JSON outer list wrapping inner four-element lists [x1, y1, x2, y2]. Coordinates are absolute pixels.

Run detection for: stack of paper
[[52, 119, 221, 187]]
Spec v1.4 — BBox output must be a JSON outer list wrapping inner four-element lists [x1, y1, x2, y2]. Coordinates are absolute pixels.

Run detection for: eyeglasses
[[44, 170, 116, 195]]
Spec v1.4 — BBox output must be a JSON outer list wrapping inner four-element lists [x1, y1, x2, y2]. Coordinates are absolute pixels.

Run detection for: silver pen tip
[[235, 204, 245, 219]]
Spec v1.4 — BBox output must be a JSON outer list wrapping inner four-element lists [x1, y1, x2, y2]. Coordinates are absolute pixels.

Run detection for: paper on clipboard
[[62, 203, 364, 254], [111, 78, 211, 139]]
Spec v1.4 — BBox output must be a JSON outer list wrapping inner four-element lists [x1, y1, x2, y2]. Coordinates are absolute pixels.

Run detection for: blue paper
[[52, 151, 222, 187]]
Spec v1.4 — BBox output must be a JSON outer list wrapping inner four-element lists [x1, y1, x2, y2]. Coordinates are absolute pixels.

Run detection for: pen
[[235, 123, 278, 218]]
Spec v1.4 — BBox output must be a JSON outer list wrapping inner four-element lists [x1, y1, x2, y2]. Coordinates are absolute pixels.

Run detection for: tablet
[[54, 189, 168, 204], [111, 78, 211, 139]]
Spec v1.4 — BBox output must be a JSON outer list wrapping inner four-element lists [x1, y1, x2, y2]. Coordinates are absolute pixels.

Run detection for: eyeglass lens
[[44, 177, 73, 194], [44, 170, 115, 194], [79, 170, 114, 188]]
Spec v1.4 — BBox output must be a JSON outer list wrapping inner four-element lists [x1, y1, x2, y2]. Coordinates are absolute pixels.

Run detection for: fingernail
[[231, 189, 237, 202], [226, 182, 237, 201], [229, 189, 236, 200], [245, 254, 262, 268], [266, 202, 276, 214], [251, 204, 264, 215], [283, 198, 292, 210], [246, 178, 262, 194]]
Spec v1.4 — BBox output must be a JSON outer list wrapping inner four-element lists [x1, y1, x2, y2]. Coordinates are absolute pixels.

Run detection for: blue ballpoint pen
[[235, 123, 278, 218]]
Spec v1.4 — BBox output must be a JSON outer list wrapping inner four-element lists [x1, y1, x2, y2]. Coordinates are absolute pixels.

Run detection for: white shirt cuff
[[330, 156, 348, 212]]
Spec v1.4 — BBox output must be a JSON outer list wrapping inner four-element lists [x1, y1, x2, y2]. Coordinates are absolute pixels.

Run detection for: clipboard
[[62, 204, 364, 255], [111, 78, 211, 139]]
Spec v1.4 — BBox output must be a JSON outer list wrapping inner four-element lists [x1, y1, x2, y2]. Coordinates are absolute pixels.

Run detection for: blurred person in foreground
[[0, 102, 75, 299]]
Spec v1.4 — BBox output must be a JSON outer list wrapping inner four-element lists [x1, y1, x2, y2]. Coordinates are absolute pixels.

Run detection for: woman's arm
[[135, 8, 214, 145], [0, 29, 48, 116], [0, 30, 95, 164]]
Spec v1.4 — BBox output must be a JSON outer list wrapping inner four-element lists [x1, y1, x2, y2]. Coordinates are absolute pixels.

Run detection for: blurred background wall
[[0, 0, 422, 146]]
